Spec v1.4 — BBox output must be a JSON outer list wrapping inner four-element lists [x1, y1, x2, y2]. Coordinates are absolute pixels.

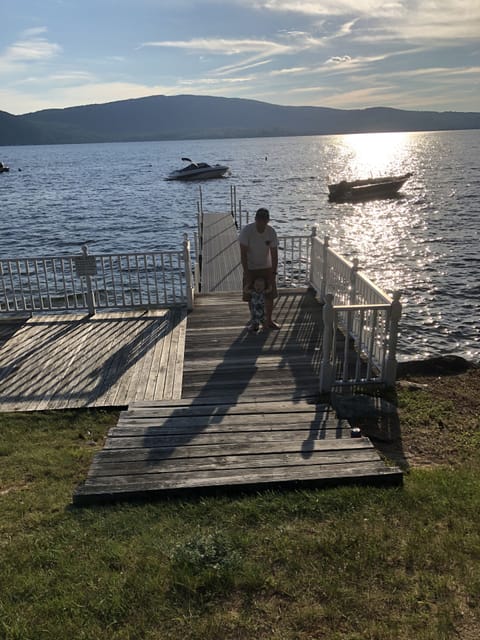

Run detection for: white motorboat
[[166, 158, 230, 181]]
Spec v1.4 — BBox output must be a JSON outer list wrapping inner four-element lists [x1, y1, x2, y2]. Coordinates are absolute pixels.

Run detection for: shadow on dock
[[73, 290, 403, 505]]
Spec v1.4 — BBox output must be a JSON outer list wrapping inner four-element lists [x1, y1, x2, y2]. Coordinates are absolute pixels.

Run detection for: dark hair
[[255, 207, 270, 220]]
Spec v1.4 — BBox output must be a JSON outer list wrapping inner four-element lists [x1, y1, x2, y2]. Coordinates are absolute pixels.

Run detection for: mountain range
[[1, 94, 480, 146]]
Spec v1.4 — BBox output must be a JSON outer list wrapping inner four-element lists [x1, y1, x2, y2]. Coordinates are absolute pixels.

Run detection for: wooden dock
[[0, 308, 187, 411], [200, 212, 243, 292], [73, 211, 402, 504], [73, 397, 400, 505]]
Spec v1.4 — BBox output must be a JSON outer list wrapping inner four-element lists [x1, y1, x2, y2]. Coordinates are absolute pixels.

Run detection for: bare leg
[[265, 297, 280, 329]]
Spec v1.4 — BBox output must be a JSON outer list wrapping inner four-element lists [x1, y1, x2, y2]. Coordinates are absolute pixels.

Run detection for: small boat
[[166, 158, 230, 181], [328, 172, 413, 202], [0, 162, 10, 173]]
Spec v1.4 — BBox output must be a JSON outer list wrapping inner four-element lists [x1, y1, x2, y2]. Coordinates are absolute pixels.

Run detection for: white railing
[[0, 238, 194, 315], [215, 185, 401, 389], [277, 235, 311, 287], [309, 230, 401, 390]]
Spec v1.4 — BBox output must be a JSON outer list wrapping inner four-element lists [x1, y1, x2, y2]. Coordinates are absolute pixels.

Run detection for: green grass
[[1, 410, 479, 639]]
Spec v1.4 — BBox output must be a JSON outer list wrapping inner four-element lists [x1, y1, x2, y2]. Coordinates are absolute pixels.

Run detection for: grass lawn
[[1, 371, 480, 639]]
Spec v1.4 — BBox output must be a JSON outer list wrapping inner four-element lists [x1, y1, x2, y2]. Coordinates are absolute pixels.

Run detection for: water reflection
[[327, 131, 413, 181]]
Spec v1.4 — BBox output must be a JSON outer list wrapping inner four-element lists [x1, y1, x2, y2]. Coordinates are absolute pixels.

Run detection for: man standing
[[239, 207, 280, 329]]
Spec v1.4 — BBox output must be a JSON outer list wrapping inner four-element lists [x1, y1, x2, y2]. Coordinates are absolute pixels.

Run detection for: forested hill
[[1, 94, 480, 145]]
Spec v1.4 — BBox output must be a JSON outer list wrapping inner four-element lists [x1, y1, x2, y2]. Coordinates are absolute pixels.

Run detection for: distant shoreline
[[2, 94, 479, 147]]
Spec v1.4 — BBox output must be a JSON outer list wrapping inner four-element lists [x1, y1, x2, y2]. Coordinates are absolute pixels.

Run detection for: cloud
[[326, 56, 352, 65], [0, 29, 61, 74], [240, 0, 480, 42], [141, 37, 292, 56]]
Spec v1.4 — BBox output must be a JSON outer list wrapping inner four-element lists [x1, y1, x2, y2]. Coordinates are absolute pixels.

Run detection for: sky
[[1, 0, 479, 116]]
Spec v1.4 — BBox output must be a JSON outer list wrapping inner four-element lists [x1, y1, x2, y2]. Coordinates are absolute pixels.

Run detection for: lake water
[[1, 130, 479, 363]]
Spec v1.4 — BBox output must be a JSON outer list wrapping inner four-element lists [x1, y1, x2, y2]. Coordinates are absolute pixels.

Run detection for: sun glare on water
[[332, 131, 413, 179], [324, 131, 421, 297]]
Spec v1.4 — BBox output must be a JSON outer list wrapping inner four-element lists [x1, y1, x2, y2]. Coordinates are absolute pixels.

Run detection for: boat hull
[[166, 164, 229, 181], [328, 172, 412, 202]]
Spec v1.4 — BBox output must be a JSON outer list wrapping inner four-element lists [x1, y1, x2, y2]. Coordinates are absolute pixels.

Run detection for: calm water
[[1, 130, 479, 363]]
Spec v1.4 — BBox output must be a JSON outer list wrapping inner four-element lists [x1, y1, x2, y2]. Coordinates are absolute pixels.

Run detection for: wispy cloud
[[0, 28, 61, 75], [141, 37, 292, 56]]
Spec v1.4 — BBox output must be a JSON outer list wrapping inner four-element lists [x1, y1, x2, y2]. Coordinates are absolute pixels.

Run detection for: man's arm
[[240, 243, 249, 274], [270, 247, 278, 276], [240, 242, 254, 288]]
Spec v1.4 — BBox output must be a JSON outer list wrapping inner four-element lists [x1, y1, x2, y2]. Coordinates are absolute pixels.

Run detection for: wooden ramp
[[200, 212, 242, 293], [73, 397, 402, 505]]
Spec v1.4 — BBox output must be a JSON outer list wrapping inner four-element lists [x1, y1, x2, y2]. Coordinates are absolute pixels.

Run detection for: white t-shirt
[[239, 222, 278, 269]]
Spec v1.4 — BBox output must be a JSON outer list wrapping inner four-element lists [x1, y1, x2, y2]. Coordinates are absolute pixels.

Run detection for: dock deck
[[200, 212, 243, 292], [0, 308, 187, 411], [0, 208, 402, 502], [73, 210, 402, 504]]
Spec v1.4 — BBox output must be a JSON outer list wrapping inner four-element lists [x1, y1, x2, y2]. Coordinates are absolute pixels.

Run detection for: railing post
[[81, 245, 96, 316], [350, 258, 359, 304], [194, 231, 201, 294], [183, 234, 194, 310], [238, 199, 242, 229], [384, 291, 402, 386], [321, 235, 329, 302], [309, 224, 317, 286], [319, 293, 335, 394]]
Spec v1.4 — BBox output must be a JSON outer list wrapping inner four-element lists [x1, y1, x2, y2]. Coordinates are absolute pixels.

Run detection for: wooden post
[[384, 291, 402, 386], [183, 234, 194, 310], [321, 236, 330, 303], [319, 293, 335, 393]]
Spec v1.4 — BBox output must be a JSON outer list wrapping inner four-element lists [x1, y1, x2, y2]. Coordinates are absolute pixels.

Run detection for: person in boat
[[243, 275, 272, 332], [239, 207, 280, 330]]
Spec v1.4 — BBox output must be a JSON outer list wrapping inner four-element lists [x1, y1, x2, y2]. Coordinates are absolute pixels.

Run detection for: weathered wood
[[93, 438, 374, 463], [200, 213, 243, 293], [0, 309, 187, 411], [72, 217, 402, 504], [74, 460, 402, 504], [74, 397, 403, 504]]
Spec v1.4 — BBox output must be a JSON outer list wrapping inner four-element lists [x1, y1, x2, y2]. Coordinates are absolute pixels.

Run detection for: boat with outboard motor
[[166, 158, 230, 181], [0, 162, 9, 173], [328, 172, 413, 202]]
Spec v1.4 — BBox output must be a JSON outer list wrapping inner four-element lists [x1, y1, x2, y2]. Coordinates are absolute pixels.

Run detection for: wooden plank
[[102, 428, 360, 449], [92, 437, 374, 463], [113, 413, 341, 432], [121, 400, 327, 416], [88, 449, 381, 477], [73, 461, 402, 504]]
